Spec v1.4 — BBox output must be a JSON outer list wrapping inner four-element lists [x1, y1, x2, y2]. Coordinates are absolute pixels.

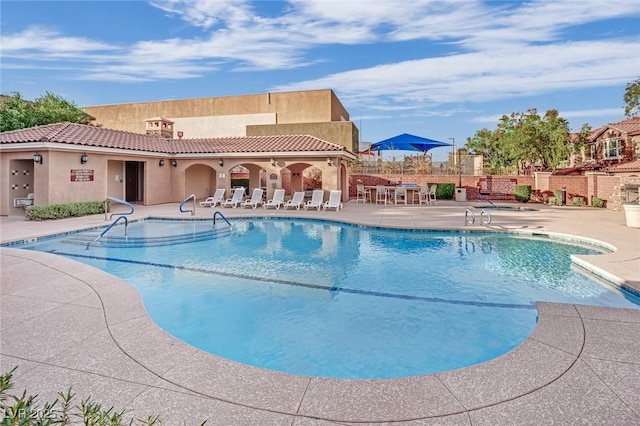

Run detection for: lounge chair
[[304, 189, 324, 211], [264, 189, 285, 209], [199, 188, 225, 207], [241, 188, 264, 209], [323, 190, 343, 211], [283, 191, 305, 210], [221, 187, 245, 208]]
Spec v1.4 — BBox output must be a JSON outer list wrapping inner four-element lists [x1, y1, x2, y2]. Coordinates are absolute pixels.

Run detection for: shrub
[[0, 368, 192, 425], [548, 196, 562, 206], [571, 196, 584, 206], [513, 185, 532, 203], [591, 197, 606, 208], [429, 183, 455, 200], [26, 201, 104, 221]]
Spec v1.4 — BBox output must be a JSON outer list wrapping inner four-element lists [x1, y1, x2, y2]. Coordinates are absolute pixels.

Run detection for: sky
[[1, 0, 639, 161]]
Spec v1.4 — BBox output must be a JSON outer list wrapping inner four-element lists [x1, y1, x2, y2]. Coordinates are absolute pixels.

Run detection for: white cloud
[[2, 0, 639, 99], [273, 38, 640, 108], [0, 27, 116, 55]]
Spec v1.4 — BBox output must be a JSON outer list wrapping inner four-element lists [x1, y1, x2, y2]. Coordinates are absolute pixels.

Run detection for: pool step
[[62, 226, 233, 248]]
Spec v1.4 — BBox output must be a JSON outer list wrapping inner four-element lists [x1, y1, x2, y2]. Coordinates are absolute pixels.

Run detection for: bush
[[513, 185, 532, 203], [548, 196, 562, 206], [26, 201, 104, 221], [571, 196, 584, 206], [429, 183, 455, 200], [0, 368, 191, 425], [591, 197, 606, 208]]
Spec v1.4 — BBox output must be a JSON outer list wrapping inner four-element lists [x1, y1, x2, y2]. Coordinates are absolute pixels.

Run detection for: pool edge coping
[[4, 246, 639, 423]]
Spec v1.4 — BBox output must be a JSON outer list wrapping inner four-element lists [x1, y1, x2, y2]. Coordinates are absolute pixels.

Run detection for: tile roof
[[590, 117, 640, 140], [605, 160, 640, 172], [609, 116, 640, 136], [0, 122, 352, 155]]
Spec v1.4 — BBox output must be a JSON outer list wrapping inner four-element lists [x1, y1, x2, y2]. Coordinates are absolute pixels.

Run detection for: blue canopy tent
[[369, 133, 451, 153]]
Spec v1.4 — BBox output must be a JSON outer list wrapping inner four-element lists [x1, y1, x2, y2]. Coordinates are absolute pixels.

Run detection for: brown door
[[125, 161, 139, 202]]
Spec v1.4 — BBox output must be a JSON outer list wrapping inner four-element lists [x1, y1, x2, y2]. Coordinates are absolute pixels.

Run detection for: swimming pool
[[13, 218, 640, 379]]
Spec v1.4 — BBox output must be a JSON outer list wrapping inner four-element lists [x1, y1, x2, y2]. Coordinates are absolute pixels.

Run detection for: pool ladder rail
[[465, 209, 491, 226], [87, 215, 129, 249], [104, 197, 134, 221], [179, 194, 196, 216], [213, 210, 233, 229]]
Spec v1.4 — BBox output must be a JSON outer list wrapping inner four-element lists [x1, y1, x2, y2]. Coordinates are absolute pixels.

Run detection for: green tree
[[466, 108, 572, 173], [0, 91, 92, 132], [623, 77, 640, 117]]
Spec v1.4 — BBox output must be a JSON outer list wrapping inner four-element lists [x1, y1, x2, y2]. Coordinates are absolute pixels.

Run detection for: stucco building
[[1, 89, 361, 216], [82, 89, 359, 153], [0, 122, 355, 216]]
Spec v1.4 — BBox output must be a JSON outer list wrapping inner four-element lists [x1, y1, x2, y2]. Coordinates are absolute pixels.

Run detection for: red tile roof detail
[[0, 123, 351, 155]]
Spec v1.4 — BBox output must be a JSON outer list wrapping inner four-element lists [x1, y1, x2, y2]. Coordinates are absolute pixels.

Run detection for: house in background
[[582, 117, 640, 175]]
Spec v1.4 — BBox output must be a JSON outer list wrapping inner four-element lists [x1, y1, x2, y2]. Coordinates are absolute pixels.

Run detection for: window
[[587, 144, 596, 161], [603, 138, 623, 159]]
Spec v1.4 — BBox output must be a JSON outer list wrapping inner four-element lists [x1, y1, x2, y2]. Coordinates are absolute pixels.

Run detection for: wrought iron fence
[[349, 163, 533, 176]]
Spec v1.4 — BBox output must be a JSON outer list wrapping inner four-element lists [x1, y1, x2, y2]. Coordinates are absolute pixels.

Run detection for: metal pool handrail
[[105, 197, 134, 220], [87, 215, 128, 249], [213, 210, 232, 229], [465, 209, 491, 226], [480, 209, 492, 225], [179, 194, 196, 216], [465, 209, 475, 225]]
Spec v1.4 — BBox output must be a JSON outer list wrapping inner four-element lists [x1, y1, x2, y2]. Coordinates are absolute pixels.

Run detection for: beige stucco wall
[[81, 90, 358, 152], [171, 113, 276, 139], [82, 89, 349, 134]]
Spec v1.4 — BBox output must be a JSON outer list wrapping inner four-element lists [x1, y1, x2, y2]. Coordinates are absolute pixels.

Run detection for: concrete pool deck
[[1, 200, 639, 424]]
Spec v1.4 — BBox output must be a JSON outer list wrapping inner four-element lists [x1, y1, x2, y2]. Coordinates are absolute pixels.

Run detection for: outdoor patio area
[[1, 200, 639, 425]]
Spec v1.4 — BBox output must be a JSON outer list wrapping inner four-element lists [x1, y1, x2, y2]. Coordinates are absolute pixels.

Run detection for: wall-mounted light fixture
[[33, 153, 43, 164], [270, 158, 276, 166], [80, 153, 89, 164], [219, 159, 224, 166], [327, 158, 333, 166], [159, 159, 165, 167], [171, 159, 177, 167]]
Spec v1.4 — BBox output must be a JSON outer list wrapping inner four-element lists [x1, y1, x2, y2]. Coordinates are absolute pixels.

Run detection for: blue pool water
[[12, 218, 640, 379]]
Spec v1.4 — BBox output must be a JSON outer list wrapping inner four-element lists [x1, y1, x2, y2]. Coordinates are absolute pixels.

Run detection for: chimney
[[145, 117, 175, 139]]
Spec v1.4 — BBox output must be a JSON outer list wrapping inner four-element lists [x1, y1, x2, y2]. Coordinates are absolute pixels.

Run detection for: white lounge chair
[[221, 187, 245, 208], [241, 188, 264, 209], [323, 190, 343, 211], [199, 188, 225, 207], [264, 189, 285, 209], [304, 189, 324, 211], [283, 191, 305, 210]]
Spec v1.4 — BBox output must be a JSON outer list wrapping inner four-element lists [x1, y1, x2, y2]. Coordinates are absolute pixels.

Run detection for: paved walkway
[[1, 200, 639, 424]]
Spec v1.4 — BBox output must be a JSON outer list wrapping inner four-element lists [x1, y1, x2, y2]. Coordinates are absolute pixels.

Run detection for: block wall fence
[[349, 173, 639, 211]]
